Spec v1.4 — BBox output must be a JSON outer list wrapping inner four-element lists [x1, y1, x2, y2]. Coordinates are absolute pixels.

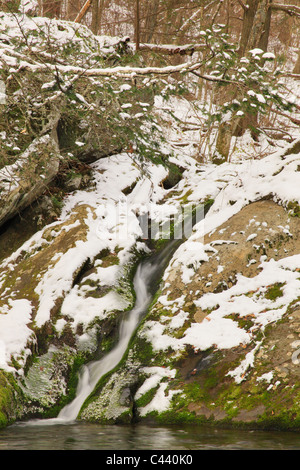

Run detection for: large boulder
[[79, 199, 300, 429]]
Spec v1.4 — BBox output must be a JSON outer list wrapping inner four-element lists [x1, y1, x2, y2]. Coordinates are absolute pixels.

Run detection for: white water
[[28, 241, 179, 426], [56, 259, 155, 423]]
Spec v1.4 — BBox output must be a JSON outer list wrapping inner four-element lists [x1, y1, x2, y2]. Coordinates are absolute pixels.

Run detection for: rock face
[[0, 199, 139, 420], [79, 199, 300, 430], [0, 146, 172, 425], [0, 135, 60, 228], [0, 132, 300, 430]]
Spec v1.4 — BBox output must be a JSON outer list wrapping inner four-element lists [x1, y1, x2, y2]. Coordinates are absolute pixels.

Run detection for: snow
[[249, 48, 264, 56], [194, 255, 300, 328], [135, 366, 181, 416], [181, 317, 250, 351], [227, 342, 262, 384], [0, 79, 6, 104], [138, 139, 300, 384], [0, 12, 300, 422], [263, 52, 275, 60], [257, 371, 274, 383], [2, 129, 299, 376], [19, 0, 38, 14], [60, 289, 128, 329], [0, 300, 34, 373]]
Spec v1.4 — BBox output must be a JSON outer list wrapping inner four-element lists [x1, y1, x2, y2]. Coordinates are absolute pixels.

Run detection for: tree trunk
[[214, 0, 272, 163], [238, 0, 272, 56], [213, 121, 233, 165], [91, 0, 99, 33], [142, 0, 160, 43], [74, 0, 92, 23], [293, 49, 300, 74], [135, 0, 140, 51], [247, 0, 272, 51], [91, 0, 105, 34], [42, 0, 62, 17]]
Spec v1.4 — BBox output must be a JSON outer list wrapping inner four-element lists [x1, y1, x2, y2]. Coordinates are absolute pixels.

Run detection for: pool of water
[[0, 422, 299, 450]]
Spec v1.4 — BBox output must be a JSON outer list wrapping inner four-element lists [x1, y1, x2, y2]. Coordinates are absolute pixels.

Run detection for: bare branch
[[274, 109, 300, 125], [283, 72, 300, 78], [191, 70, 245, 87], [270, 3, 300, 18]]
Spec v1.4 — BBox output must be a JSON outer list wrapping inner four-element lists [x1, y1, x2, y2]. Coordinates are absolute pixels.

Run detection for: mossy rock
[[0, 370, 23, 428]]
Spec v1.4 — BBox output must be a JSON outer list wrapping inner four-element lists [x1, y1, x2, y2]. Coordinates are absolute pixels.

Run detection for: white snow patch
[[0, 299, 34, 373]]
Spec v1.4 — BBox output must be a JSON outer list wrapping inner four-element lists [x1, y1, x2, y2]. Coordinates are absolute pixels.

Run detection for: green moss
[[179, 189, 193, 205], [226, 313, 255, 331], [101, 254, 120, 267], [183, 382, 208, 403], [204, 372, 219, 390], [265, 283, 284, 301], [134, 336, 155, 366], [256, 410, 300, 431], [154, 410, 207, 426], [0, 370, 22, 428], [135, 385, 159, 408], [287, 200, 300, 218]]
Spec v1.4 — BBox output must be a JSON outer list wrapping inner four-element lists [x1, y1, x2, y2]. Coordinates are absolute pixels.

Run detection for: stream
[[1, 421, 300, 450]]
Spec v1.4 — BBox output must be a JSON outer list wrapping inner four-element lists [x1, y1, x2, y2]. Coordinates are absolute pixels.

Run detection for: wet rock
[[119, 387, 132, 407], [79, 360, 139, 424]]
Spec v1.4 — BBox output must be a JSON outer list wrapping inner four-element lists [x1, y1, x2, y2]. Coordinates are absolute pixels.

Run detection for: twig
[[270, 3, 300, 18]]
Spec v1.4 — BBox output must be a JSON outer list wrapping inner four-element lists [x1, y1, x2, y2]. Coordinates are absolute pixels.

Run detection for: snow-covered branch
[[136, 42, 206, 56], [4, 55, 204, 78], [283, 73, 300, 79], [191, 70, 245, 86]]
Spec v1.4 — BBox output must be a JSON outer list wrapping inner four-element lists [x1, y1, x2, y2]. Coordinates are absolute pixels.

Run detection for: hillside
[[0, 11, 300, 431]]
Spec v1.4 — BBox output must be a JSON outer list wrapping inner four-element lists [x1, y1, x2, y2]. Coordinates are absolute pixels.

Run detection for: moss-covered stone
[[0, 370, 23, 428], [77, 200, 300, 431]]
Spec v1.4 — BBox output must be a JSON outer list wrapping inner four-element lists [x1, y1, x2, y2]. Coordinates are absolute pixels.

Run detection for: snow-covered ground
[[1, 127, 299, 379], [0, 13, 299, 401]]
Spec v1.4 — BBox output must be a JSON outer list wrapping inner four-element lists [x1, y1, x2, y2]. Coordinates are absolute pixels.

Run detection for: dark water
[[0, 422, 299, 450]]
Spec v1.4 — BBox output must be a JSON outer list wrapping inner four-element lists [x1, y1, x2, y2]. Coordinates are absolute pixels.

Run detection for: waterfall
[[55, 255, 159, 423], [28, 238, 181, 426], [26, 202, 207, 426]]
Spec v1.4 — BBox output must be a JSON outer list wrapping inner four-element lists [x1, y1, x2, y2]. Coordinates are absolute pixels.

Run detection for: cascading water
[[26, 202, 207, 426], [31, 238, 181, 425], [56, 251, 167, 423]]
